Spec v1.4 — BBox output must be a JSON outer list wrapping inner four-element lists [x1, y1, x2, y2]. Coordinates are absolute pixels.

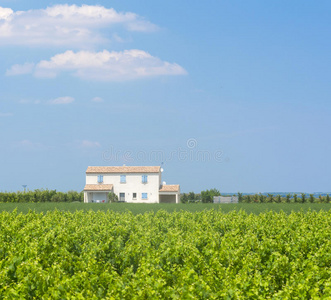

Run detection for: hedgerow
[[0, 189, 83, 203]]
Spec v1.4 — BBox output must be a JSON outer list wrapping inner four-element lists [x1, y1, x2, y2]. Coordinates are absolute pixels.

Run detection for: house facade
[[83, 166, 180, 203]]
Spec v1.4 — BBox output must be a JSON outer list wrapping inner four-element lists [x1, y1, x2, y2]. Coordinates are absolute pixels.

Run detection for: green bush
[[108, 192, 118, 203]]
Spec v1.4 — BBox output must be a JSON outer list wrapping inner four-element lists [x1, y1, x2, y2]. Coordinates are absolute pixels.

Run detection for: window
[[133, 193, 137, 200], [97, 175, 103, 183], [142, 175, 148, 184], [119, 193, 125, 201], [120, 175, 126, 183], [142, 193, 148, 200]]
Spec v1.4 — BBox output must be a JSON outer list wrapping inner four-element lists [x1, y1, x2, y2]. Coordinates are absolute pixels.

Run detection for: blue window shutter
[[121, 175, 126, 183], [98, 175, 103, 183]]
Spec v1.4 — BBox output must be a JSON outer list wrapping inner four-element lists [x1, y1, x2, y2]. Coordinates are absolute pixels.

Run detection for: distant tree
[[326, 194, 330, 203], [238, 192, 243, 203], [188, 192, 196, 201], [259, 194, 267, 203], [309, 194, 315, 203], [275, 195, 282, 203], [286, 193, 292, 203], [300, 193, 306, 203], [267, 194, 274, 203], [253, 194, 260, 203], [201, 189, 221, 203], [293, 194, 298, 203], [51, 193, 62, 202], [108, 192, 118, 203], [181, 193, 188, 204]]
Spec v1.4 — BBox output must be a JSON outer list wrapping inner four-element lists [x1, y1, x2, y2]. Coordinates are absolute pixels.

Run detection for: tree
[[286, 193, 292, 203], [259, 194, 267, 203], [267, 194, 274, 203], [309, 194, 315, 203], [293, 194, 298, 203], [275, 195, 282, 203], [238, 192, 243, 203], [188, 192, 196, 202], [108, 192, 118, 203], [300, 193, 306, 203], [253, 194, 260, 203], [201, 189, 221, 203], [181, 193, 188, 204]]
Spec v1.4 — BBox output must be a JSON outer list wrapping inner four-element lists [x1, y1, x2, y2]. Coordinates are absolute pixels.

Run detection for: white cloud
[[11, 49, 187, 81], [6, 62, 34, 76], [80, 140, 101, 148], [0, 112, 13, 117], [17, 140, 46, 150], [0, 5, 157, 47], [92, 97, 104, 103], [49, 96, 74, 105], [0, 7, 13, 20]]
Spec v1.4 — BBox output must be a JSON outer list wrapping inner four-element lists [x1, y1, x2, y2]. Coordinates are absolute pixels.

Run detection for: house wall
[[159, 194, 176, 203], [159, 191, 180, 204], [86, 172, 162, 203], [84, 191, 108, 203]]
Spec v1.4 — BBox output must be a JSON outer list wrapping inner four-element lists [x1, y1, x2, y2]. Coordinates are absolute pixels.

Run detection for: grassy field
[[0, 202, 330, 214]]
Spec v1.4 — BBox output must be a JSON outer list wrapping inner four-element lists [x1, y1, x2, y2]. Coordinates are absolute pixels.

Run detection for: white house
[[83, 166, 180, 203]]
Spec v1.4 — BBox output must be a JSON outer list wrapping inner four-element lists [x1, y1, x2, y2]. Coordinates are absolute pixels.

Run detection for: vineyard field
[[0, 202, 330, 214], [0, 209, 331, 298]]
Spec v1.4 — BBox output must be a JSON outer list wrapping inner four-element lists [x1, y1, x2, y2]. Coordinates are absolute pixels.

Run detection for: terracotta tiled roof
[[84, 184, 113, 191], [159, 185, 180, 192], [86, 166, 161, 174]]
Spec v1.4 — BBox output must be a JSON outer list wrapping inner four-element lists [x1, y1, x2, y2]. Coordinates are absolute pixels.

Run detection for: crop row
[[0, 209, 330, 298]]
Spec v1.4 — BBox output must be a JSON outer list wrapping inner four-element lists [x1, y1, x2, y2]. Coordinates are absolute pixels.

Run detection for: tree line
[[237, 193, 330, 203], [0, 189, 83, 203], [181, 189, 221, 203], [181, 190, 330, 204], [1, 189, 329, 204]]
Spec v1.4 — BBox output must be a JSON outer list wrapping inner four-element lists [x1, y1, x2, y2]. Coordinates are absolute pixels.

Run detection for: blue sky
[[1, 0, 330, 193]]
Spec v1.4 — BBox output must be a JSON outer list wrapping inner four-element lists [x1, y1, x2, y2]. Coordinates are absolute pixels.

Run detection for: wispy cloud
[[79, 140, 101, 148], [9, 49, 187, 81], [6, 63, 34, 76], [49, 96, 74, 105], [0, 112, 13, 117], [17, 140, 46, 150], [0, 4, 158, 47], [92, 97, 104, 103]]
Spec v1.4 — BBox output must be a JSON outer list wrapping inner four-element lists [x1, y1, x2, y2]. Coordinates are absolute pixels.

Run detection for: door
[[119, 193, 125, 202]]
